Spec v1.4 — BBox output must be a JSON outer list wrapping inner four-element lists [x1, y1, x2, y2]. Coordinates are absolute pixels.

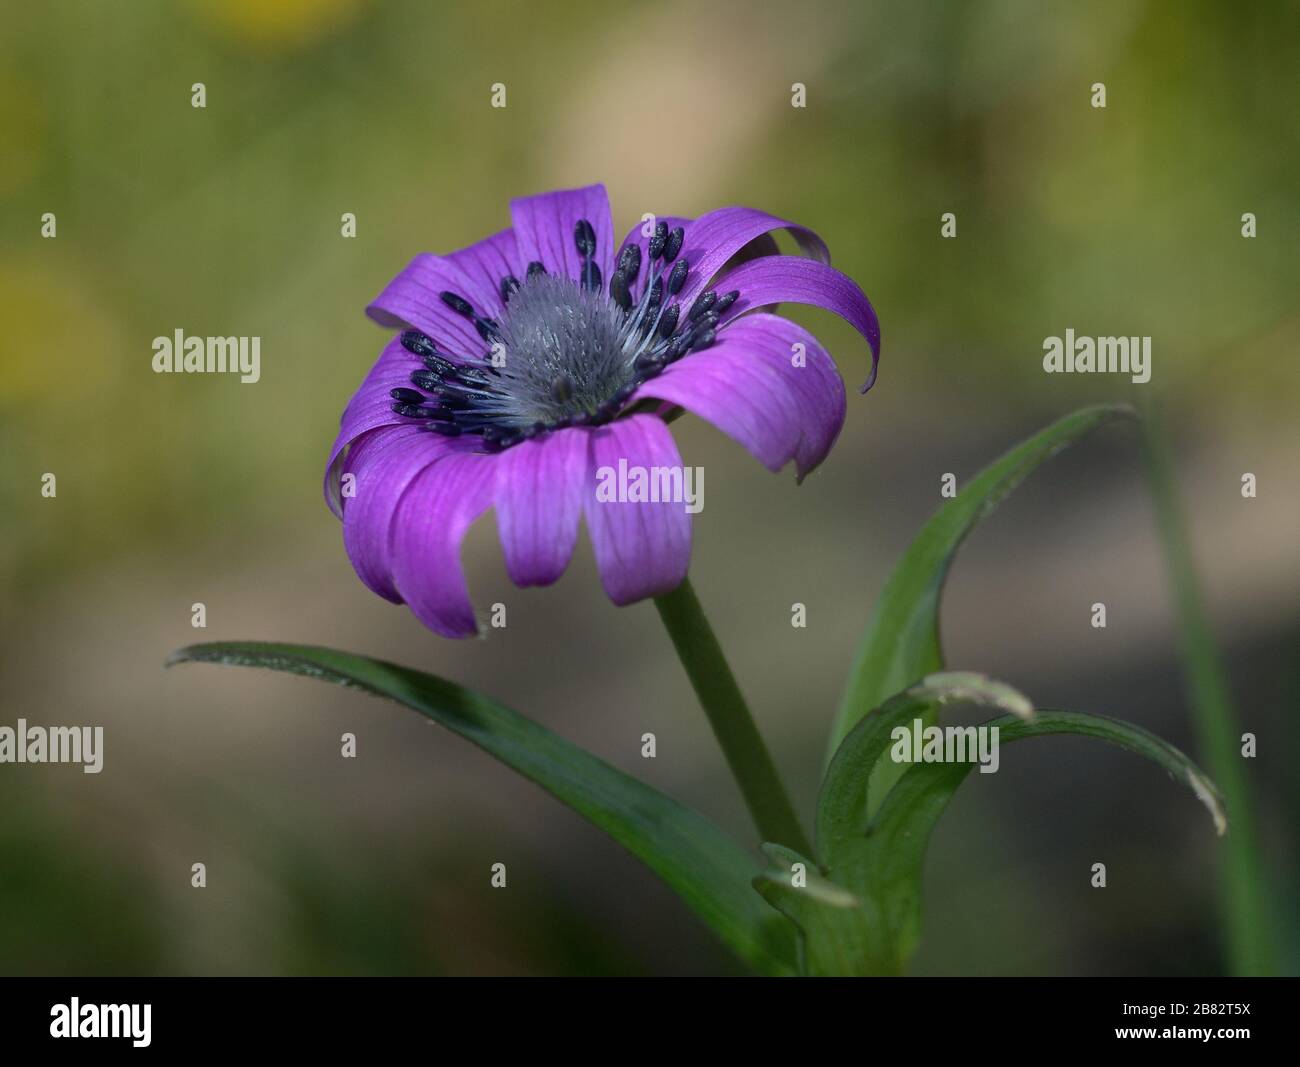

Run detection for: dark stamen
[[400, 330, 437, 357], [662, 333, 690, 362], [574, 219, 596, 258], [648, 221, 668, 261], [609, 269, 632, 310], [688, 290, 717, 320], [662, 226, 684, 263], [527, 260, 546, 278], [500, 275, 520, 303], [421, 353, 459, 376], [715, 290, 740, 314], [656, 304, 680, 338], [617, 244, 642, 282], [690, 328, 716, 352], [434, 391, 474, 410], [667, 258, 689, 295], [440, 291, 475, 317], [581, 260, 602, 293]]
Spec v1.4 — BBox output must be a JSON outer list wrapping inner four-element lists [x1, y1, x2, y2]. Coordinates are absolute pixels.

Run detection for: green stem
[[654, 577, 813, 856], [1140, 400, 1276, 976]]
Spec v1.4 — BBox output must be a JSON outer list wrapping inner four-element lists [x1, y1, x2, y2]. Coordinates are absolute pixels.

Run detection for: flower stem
[[654, 577, 812, 855]]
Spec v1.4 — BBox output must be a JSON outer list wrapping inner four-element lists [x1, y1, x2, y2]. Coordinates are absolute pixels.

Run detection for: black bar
[[0, 978, 1287, 1053]]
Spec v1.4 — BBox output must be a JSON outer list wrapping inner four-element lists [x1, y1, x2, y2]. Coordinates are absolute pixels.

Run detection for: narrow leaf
[[168, 641, 797, 975], [826, 404, 1136, 802], [817, 671, 1035, 869], [1140, 401, 1278, 975], [850, 708, 1226, 971]]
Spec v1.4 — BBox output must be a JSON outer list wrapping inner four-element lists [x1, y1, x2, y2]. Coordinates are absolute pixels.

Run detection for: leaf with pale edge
[[167, 641, 797, 975], [826, 405, 1136, 794], [817, 675, 1225, 974]]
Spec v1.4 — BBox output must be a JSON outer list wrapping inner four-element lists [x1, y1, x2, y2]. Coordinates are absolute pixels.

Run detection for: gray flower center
[[388, 217, 738, 451], [490, 273, 636, 427]]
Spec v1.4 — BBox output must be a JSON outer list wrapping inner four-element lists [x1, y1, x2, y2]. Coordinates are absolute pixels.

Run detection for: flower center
[[389, 219, 739, 451], [488, 272, 638, 424]]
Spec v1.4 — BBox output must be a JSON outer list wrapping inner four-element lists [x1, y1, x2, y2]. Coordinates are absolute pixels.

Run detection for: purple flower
[[325, 184, 880, 637]]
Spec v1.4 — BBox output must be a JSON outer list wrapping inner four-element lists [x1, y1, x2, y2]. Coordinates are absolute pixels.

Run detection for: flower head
[[326, 184, 879, 637]]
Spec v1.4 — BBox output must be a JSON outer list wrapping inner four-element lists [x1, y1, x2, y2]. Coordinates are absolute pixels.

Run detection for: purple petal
[[390, 450, 498, 638], [493, 427, 590, 586], [445, 227, 521, 311], [672, 206, 830, 310], [718, 232, 781, 274], [324, 336, 424, 515], [714, 255, 881, 393], [632, 314, 845, 481], [510, 184, 614, 287], [583, 415, 692, 605], [367, 228, 521, 354], [340, 425, 459, 602]]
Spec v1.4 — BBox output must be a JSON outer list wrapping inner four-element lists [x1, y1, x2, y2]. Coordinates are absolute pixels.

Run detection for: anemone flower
[[325, 184, 879, 638]]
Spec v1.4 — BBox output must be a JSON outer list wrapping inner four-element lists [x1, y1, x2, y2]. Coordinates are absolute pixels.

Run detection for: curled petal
[[584, 415, 692, 605], [494, 427, 590, 586], [390, 450, 498, 638], [632, 314, 845, 481], [324, 336, 424, 515], [340, 426, 462, 601], [367, 227, 522, 353], [672, 206, 830, 309], [510, 184, 614, 288], [715, 255, 882, 392]]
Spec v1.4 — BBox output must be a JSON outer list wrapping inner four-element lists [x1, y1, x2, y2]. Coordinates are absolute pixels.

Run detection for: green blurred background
[[2, 0, 1296, 975]]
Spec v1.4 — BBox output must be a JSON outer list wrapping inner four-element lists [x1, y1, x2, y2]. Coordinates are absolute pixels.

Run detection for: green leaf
[[774, 671, 1037, 975], [841, 707, 1226, 972], [167, 641, 797, 976], [825, 404, 1137, 804], [1140, 401, 1278, 975], [817, 671, 1036, 870], [756, 844, 860, 909], [753, 843, 889, 976]]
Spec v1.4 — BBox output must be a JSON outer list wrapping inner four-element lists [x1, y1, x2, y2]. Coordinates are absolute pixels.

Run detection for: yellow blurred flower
[[188, 0, 368, 52], [0, 260, 120, 410]]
